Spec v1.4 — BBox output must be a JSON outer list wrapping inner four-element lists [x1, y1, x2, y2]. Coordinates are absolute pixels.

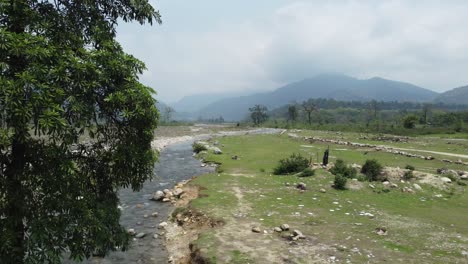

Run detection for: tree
[[402, 115, 419, 129], [249, 105, 268, 125], [421, 103, 432, 125], [163, 106, 175, 123], [0, 1, 161, 263], [302, 101, 318, 126], [287, 104, 299, 124]]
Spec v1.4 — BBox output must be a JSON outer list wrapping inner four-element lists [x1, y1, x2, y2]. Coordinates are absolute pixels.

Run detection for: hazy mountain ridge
[[195, 74, 439, 121], [435, 86, 468, 105]]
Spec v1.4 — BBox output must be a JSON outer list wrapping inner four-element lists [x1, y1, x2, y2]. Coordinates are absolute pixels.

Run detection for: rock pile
[[150, 180, 189, 203]]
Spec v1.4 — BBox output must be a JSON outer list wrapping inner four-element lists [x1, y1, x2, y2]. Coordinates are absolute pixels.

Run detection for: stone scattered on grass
[[375, 227, 387, 236], [441, 177, 452, 183], [280, 224, 290, 231], [413, 184, 422, 191], [319, 188, 327, 193], [252, 227, 261, 233], [274, 227, 282, 232]]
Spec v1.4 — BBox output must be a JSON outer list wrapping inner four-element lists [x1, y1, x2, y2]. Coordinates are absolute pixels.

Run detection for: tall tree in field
[[163, 106, 175, 123], [302, 101, 318, 126], [287, 104, 299, 124], [422, 103, 432, 125], [249, 104, 268, 125], [0, 1, 161, 263]]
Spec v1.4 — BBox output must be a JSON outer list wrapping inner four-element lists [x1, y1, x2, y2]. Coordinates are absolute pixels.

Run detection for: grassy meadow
[[182, 132, 468, 263]]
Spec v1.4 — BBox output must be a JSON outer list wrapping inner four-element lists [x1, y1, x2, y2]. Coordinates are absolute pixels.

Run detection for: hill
[[197, 74, 438, 121], [434, 85, 468, 105]]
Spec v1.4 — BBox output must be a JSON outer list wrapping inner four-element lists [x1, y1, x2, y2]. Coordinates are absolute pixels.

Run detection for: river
[[66, 140, 214, 264]]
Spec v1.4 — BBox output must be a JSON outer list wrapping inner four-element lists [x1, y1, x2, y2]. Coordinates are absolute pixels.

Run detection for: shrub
[[192, 142, 208, 153], [402, 115, 419, 129], [330, 159, 357, 178], [334, 174, 347, 190], [273, 153, 309, 175], [361, 159, 383, 181], [403, 170, 414, 180], [405, 164, 415, 171], [298, 168, 315, 177]]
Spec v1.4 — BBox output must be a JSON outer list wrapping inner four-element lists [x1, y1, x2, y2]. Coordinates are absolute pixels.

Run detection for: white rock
[[151, 191, 165, 201], [280, 224, 290, 231], [127, 228, 136, 236], [158, 222, 168, 229], [441, 177, 452, 183], [173, 188, 184, 197], [413, 184, 422, 191], [135, 232, 146, 239]]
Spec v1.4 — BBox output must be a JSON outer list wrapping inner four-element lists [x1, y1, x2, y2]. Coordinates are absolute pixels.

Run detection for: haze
[[117, 0, 468, 102]]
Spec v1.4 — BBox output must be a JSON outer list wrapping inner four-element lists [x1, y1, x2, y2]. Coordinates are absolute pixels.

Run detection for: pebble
[[135, 232, 146, 239], [280, 224, 290, 231], [158, 222, 168, 229]]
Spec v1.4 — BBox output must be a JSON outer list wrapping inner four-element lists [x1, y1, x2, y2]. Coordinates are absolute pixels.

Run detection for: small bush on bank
[[192, 142, 208, 153], [273, 153, 309, 175], [330, 159, 357, 178], [405, 165, 415, 171], [298, 168, 315, 177], [361, 159, 383, 181], [334, 174, 347, 190]]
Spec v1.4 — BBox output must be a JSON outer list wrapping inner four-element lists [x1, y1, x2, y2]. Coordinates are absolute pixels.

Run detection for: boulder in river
[[150, 191, 165, 201]]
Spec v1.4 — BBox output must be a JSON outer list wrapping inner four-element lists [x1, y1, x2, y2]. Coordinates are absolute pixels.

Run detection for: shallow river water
[[66, 140, 214, 264]]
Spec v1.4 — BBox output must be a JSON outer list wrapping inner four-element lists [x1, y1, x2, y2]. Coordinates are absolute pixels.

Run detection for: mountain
[[171, 92, 247, 113], [197, 74, 439, 121], [434, 85, 468, 105]]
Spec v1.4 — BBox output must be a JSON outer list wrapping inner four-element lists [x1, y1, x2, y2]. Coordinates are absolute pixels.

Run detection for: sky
[[116, 0, 468, 103]]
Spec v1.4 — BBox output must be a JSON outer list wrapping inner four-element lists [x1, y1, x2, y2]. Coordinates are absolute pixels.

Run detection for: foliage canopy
[[0, 1, 160, 263]]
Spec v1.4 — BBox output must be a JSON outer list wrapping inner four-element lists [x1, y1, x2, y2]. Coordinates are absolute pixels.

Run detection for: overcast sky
[[117, 0, 468, 102]]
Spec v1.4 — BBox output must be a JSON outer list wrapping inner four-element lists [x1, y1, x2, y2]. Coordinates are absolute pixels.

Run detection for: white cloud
[[118, 0, 468, 102]]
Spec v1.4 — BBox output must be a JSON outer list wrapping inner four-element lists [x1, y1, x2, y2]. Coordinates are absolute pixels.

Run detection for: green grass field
[[184, 132, 468, 263]]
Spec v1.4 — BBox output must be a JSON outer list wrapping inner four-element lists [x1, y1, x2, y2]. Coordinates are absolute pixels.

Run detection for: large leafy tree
[[249, 104, 268, 126], [0, 1, 161, 263]]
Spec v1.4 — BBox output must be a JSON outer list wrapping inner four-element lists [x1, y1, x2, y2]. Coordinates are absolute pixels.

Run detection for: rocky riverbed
[[65, 141, 215, 264]]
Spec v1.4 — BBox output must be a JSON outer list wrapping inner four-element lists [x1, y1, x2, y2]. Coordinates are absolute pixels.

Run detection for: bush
[[334, 174, 347, 190], [361, 159, 383, 181], [330, 159, 357, 178], [405, 164, 415, 171], [298, 168, 315, 177], [192, 142, 208, 153], [273, 153, 309, 175], [403, 170, 414, 180], [402, 115, 419, 129]]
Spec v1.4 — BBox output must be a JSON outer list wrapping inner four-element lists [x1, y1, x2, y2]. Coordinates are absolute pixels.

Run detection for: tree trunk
[[5, 137, 27, 264]]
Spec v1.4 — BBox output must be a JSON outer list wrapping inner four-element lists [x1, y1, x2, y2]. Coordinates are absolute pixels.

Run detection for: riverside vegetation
[[165, 128, 468, 263]]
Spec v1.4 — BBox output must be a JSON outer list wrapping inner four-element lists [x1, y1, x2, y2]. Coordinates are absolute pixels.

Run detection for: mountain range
[[166, 74, 467, 121]]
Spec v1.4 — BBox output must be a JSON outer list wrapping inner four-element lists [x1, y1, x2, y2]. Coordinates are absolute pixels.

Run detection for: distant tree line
[[249, 98, 468, 134], [197, 116, 225, 124]]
